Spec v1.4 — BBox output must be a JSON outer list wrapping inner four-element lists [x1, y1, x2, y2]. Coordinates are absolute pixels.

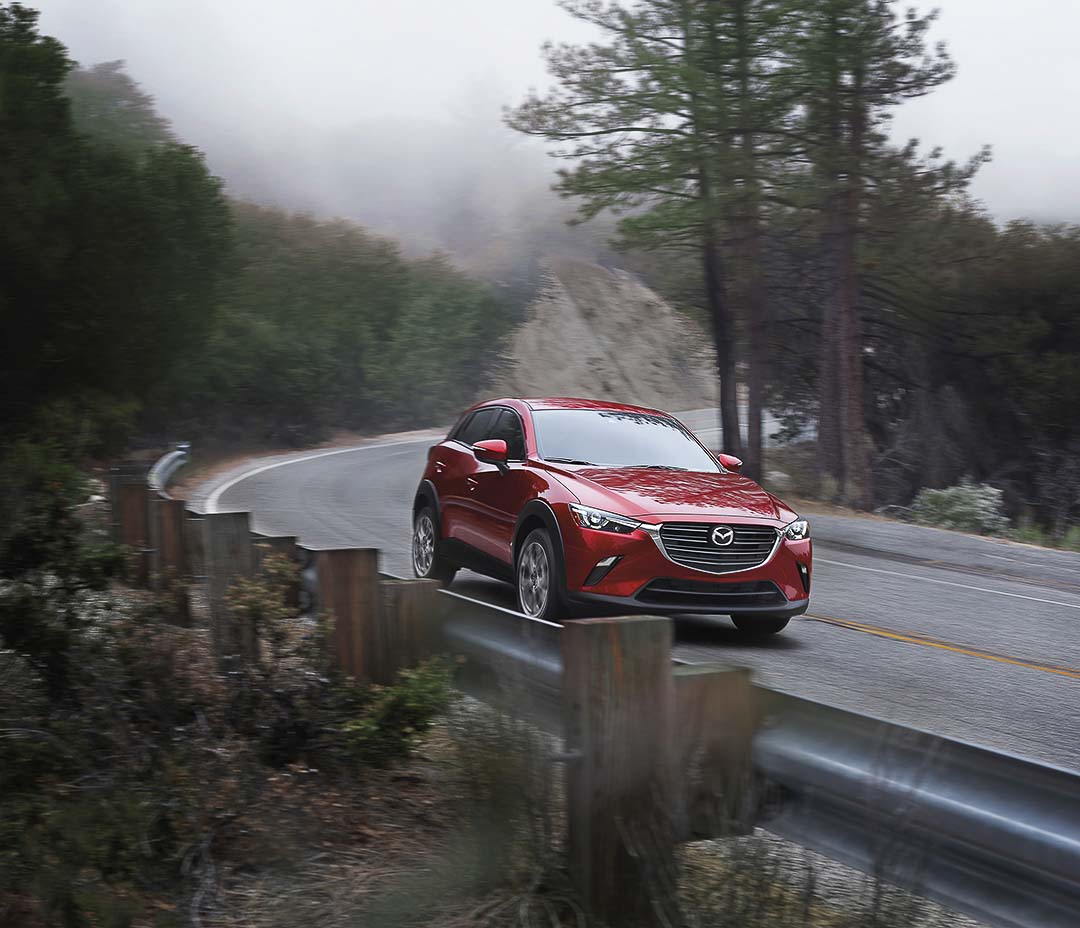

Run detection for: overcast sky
[[34, 0, 1080, 229]]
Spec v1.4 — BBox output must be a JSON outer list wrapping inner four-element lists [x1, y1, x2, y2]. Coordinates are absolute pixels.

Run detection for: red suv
[[411, 397, 811, 634]]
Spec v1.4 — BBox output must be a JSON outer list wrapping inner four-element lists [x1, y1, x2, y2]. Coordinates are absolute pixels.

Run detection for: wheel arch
[[413, 480, 441, 528], [512, 500, 566, 576]]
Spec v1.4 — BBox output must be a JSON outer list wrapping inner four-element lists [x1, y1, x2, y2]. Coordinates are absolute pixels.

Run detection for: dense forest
[[1, 7, 511, 465]]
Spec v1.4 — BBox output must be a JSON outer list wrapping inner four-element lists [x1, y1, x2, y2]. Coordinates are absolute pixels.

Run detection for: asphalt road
[[192, 411, 1080, 772]]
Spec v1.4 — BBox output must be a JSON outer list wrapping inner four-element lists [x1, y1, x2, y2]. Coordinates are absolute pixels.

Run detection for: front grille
[[638, 578, 785, 609], [658, 522, 778, 574]]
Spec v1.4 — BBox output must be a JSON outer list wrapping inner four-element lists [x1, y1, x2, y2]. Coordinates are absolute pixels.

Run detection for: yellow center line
[[804, 612, 1080, 681]]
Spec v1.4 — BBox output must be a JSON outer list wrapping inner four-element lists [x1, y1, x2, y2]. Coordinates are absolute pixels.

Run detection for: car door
[[436, 407, 499, 546], [465, 408, 532, 564]]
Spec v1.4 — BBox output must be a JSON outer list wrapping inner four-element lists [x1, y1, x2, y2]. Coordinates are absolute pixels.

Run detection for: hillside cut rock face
[[496, 258, 717, 411]]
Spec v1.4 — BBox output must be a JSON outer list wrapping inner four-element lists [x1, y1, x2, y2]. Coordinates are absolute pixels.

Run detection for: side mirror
[[717, 452, 743, 473], [474, 439, 509, 467]]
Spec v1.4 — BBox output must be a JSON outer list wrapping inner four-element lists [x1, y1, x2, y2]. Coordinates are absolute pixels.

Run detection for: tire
[[412, 506, 457, 586], [515, 527, 566, 622], [730, 614, 790, 637]]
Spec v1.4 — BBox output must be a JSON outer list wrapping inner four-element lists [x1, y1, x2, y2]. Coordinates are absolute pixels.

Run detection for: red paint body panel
[[417, 397, 812, 616]]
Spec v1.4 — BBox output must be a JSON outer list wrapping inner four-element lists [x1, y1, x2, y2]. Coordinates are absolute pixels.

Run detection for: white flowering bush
[[913, 478, 1010, 535]]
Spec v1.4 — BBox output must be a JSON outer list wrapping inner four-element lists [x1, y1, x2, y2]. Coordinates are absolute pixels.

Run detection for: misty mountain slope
[[496, 258, 717, 411]]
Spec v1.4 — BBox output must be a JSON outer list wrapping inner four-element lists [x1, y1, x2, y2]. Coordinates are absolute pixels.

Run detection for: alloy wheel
[[518, 540, 550, 617], [412, 513, 435, 576]]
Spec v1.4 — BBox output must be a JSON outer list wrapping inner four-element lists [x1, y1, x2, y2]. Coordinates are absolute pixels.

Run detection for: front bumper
[[558, 510, 812, 616]]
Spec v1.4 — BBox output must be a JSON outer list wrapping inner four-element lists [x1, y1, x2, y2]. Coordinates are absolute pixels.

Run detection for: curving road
[[192, 411, 1080, 772]]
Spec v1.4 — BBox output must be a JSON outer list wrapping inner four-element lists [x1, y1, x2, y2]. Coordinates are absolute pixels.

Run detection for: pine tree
[[509, 0, 797, 462], [797, 0, 985, 506]]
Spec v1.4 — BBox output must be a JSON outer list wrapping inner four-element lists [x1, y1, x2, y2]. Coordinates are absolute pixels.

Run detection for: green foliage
[[180, 204, 510, 444], [912, 478, 1010, 536], [508, 0, 797, 250], [0, 425, 125, 700], [5, 14, 509, 455], [340, 660, 456, 767], [66, 59, 175, 156], [1, 5, 232, 447]]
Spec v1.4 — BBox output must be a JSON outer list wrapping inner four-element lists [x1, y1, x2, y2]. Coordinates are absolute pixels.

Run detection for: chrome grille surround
[[651, 521, 781, 575]]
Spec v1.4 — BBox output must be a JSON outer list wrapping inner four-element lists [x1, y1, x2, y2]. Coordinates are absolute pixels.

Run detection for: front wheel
[[730, 614, 790, 637], [412, 506, 457, 586], [516, 528, 566, 622]]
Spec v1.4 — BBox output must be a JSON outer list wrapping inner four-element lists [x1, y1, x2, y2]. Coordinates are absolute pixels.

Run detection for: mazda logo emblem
[[710, 525, 735, 546]]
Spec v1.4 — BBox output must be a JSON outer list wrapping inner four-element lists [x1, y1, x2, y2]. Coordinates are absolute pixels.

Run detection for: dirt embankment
[[496, 258, 717, 410]]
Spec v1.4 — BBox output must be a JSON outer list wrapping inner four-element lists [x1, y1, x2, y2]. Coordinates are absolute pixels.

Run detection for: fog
[[34, 0, 1080, 265]]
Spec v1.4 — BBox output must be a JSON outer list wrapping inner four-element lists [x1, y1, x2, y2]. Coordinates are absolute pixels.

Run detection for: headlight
[[569, 503, 641, 535], [784, 518, 810, 541]]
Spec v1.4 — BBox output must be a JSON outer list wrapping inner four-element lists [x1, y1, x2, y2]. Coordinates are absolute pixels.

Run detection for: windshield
[[532, 409, 720, 472]]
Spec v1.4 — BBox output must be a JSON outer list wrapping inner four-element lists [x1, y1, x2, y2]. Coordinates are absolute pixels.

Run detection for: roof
[[520, 396, 670, 416]]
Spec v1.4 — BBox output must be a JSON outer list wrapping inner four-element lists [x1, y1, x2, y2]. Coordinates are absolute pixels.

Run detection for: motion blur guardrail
[[756, 689, 1080, 928], [121, 445, 1080, 928], [147, 442, 189, 497], [430, 580, 1080, 928]]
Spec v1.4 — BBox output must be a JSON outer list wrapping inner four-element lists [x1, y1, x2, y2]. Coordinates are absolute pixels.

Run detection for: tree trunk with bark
[[817, 18, 845, 497], [744, 241, 767, 482], [703, 216, 742, 458], [734, 0, 767, 482], [839, 62, 872, 509]]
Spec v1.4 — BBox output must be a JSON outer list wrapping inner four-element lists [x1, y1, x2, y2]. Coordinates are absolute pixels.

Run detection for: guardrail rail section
[[109, 446, 1080, 928]]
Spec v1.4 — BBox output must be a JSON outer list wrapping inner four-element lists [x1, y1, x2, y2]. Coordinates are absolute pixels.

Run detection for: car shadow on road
[[449, 576, 804, 651], [672, 614, 805, 651]]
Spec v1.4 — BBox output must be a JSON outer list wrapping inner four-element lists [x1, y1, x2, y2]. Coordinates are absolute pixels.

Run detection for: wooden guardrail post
[[562, 615, 678, 927], [147, 493, 191, 623], [114, 479, 151, 586], [672, 664, 759, 840], [203, 511, 256, 664], [315, 548, 380, 680], [156, 497, 189, 580], [152, 492, 187, 579], [375, 578, 441, 684]]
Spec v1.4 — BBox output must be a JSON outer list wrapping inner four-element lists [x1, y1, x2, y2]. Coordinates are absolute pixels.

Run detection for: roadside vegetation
[[0, 440, 456, 925]]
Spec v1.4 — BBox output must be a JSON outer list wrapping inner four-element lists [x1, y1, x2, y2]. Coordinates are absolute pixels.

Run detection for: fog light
[[797, 562, 810, 594], [584, 555, 621, 587]]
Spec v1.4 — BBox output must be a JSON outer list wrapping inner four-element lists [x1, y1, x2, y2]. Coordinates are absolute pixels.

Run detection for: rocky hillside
[[496, 258, 717, 410]]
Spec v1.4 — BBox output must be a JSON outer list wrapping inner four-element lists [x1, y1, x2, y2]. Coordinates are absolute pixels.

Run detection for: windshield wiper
[[546, 457, 596, 466], [627, 464, 689, 471]]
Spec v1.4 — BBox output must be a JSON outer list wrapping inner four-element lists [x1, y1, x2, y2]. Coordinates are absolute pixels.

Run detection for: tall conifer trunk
[[703, 212, 743, 458], [839, 59, 872, 508], [817, 7, 846, 496], [733, 0, 766, 480]]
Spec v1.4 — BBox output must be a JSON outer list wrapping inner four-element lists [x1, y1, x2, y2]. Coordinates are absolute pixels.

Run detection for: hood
[[556, 466, 795, 523]]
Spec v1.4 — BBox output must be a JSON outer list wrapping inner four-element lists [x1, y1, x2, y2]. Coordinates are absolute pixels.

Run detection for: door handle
[[434, 460, 446, 474], [466, 476, 479, 489]]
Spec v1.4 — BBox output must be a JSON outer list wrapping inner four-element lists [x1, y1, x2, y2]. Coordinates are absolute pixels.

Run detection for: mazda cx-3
[[411, 397, 811, 634]]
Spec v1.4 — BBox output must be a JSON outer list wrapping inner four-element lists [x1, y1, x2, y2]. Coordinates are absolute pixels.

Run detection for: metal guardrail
[[431, 589, 1080, 928], [435, 586, 564, 732], [147, 443, 190, 498], [755, 688, 1080, 928]]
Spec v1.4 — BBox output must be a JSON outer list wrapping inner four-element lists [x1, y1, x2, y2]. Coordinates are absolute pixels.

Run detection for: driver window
[[457, 407, 498, 446], [490, 409, 527, 460]]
